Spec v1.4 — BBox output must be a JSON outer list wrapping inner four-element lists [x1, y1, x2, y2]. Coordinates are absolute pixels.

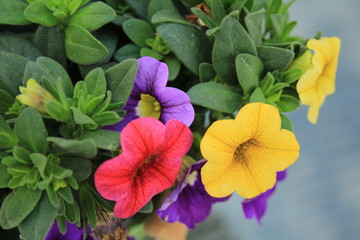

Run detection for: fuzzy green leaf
[[48, 137, 97, 158], [0, 115, 18, 149], [212, 0, 226, 25], [65, 23, 108, 65], [199, 62, 216, 82], [18, 193, 57, 240], [84, 68, 107, 97], [33, 26, 67, 67], [138, 200, 153, 214], [244, 9, 265, 45], [71, 106, 97, 126], [276, 95, 300, 112], [114, 44, 141, 62], [157, 23, 211, 76], [0, 33, 42, 61], [24, 0, 59, 26], [80, 184, 97, 229], [123, 19, 154, 48], [14, 108, 48, 154], [0, 0, 31, 25], [164, 55, 181, 81], [0, 89, 14, 113], [69, 1, 116, 31], [151, 9, 193, 26], [105, 59, 138, 103], [235, 53, 263, 95], [280, 113, 293, 131], [147, 0, 175, 22], [0, 165, 11, 188], [81, 129, 120, 151], [188, 82, 242, 113], [257, 46, 294, 71], [45, 101, 70, 122], [212, 16, 257, 85], [5, 188, 42, 228], [250, 87, 266, 103], [60, 158, 92, 182]]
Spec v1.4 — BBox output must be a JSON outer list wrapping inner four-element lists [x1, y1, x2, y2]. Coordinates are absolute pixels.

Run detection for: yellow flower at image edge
[[200, 103, 300, 199], [297, 37, 341, 124]]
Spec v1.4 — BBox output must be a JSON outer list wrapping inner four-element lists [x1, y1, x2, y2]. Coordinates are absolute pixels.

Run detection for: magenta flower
[[241, 170, 287, 224], [156, 160, 230, 229], [106, 57, 194, 132], [45, 221, 94, 240]]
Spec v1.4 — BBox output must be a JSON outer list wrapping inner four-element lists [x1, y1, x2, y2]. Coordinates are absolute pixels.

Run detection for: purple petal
[[132, 57, 168, 96], [276, 170, 287, 181], [156, 160, 230, 229], [45, 221, 94, 240], [157, 87, 194, 127]]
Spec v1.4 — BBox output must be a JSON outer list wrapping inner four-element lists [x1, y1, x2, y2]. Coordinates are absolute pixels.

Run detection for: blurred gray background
[[190, 0, 360, 239]]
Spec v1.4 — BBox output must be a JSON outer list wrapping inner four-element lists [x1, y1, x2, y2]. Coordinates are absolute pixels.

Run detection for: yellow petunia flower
[[296, 37, 341, 124], [200, 103, 300, 199]]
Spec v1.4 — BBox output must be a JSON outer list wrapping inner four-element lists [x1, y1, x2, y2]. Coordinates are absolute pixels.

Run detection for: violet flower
[[241, 170, 287, 224], [156, 160, 230, 229], [45, 221, 94, 240], [105, 57, 194, 132]]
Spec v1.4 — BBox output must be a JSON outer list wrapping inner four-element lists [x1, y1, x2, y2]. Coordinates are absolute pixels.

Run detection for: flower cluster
[[0, 1, 341, 240]]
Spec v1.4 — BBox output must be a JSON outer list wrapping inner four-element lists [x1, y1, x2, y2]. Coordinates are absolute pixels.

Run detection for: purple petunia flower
[[105, 57, 194, 132], [45, 221, 94, 240], [241, 170, 287, 224], [155, 159, 230, 229]]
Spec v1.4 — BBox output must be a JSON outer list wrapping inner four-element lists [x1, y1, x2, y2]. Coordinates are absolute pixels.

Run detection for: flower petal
[[132, 57, 168, 96], [157, 87, 195, 127]]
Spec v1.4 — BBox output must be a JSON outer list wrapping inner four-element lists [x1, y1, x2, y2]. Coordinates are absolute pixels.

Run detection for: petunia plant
[[0, 0, 341, 239]]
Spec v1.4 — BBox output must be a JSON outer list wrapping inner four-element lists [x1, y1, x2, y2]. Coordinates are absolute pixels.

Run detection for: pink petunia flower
[[95, 117, 193, 218]]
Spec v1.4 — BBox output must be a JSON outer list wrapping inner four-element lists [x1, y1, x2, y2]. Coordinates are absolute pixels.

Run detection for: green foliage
[[0, 115, 18, 149], [123, 19, 155, 48], [0, 0, 31, 25], [24, 0, 59, 27], [48, 137, 97, 158], [212, 15, 257, 85], [157, 23, 211, 76], [188, 82, 243, 113], [81, 129, 120, 151], [65, 24, 109, 65], [257, 46, 294, 71]]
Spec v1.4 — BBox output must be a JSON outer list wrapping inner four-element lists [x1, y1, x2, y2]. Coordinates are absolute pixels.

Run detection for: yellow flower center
[[136, 94, 161, 119], [187, 171, 198, 186]]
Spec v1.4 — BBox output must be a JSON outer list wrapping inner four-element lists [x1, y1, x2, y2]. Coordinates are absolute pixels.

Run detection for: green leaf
[[147, 0, 175, 22], [266, 82, 288, 97], [211, 0, 226, 25], [157, 23, 211, 76], [260, 72, 275, 94], [270, 14, 286, 39], [30, 153, 48, 178], [60, 158, 92, 182], [23, 57, 73, 98], [18, 193, 57, 240], [24, 0, 59, 26], [138, 200, 153, 214], [199, 62, 216, 82], [244, 9, 265, 45], [212, 16, 257, 85], [0, 193, 14, 229], [45, 100, 70, 122], [235, 53, 263, 95], [257, 46, 294, 71], [33, 26, 67, 67], [250, 87, 266, 103], [164, 55, 181, 81], [0, 89, 14, 113], [123, 19, 154, 48], [187, 82, 243, 113], [80, 184, 97, 229], [125, 0, 151, 20], [56, 215, 67, 234], [69, 1, 116, 31], [13, 147, 31, 164], [65, 23, 108, 65], [14, 108, 48, 154], [114, 44, 141, 62], [57, 186, 74, 204], [276, 95, 300, 112], [0, 115, 19, 149], [46, 185, 60, 208], [140, 47, 163, 60], [0, 33, 42, 61], [5, 188, 42, 228], [191, 7, 217, 29], [92, 111, 121, 126], [84, 68, 107, 97], [71, 106, 97, 126], [48, 137, 97, 158], [0, 165, 11, 188], [81, 129, 120, 151], [280, 113, 293, 131], [0, 0, 31, 25], [151, 9, 193, 27], [0, 52, 29, 96], [105, 59, 138, 103], [64, 200, 80, 225]]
